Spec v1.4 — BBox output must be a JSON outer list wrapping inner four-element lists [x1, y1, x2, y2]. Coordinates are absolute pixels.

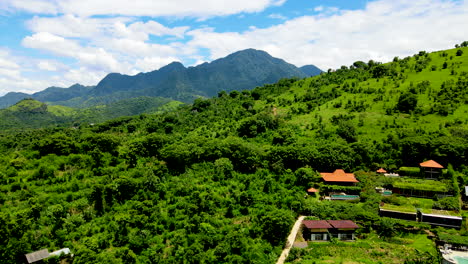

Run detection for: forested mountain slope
[[0, 46, 467, 263]]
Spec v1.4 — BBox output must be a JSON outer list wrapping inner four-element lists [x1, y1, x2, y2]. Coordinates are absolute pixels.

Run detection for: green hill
[[0, 97, 183, 130], [0, 45, 467, 263], [0, 98, 76, 130]]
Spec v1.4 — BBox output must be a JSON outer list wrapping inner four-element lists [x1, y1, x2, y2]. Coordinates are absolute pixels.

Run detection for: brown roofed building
[[327, 220, 359, 229], [303, 220, 333, 229], [302, 220, 333, 241], [327, 220, 359, 240], [320, 169, 358, 186], [420, 160, 444, 179], [302, 220, 359, 241]]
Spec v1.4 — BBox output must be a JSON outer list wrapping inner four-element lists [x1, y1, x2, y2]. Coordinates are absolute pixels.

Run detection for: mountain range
[[0, 49, 321, 109]]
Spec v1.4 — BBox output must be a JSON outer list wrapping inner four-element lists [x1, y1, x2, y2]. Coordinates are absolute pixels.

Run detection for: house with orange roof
[[320, 169, 359, 186], [420, 160, 444, 179]]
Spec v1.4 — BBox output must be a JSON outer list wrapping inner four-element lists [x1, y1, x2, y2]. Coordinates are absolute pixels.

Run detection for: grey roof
[[420, 213, 462, 220], [25, 249, 49, 263]]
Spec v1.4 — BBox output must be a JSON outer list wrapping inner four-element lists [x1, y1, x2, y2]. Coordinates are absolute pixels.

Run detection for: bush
[[433, 196, 460, 211], [396, 92, 418, 113], [398, 167, 420, 177]]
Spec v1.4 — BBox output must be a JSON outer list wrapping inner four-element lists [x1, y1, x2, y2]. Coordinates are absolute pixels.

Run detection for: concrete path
[[276, 215, 305, 264]]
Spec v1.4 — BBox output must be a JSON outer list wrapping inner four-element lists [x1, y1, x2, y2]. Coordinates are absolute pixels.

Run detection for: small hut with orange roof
[[420, 160, 444, 179], [376, 168, 387, 174]]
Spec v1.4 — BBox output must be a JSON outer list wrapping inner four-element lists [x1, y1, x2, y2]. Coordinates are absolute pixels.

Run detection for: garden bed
[[286, 232, 437, 264]]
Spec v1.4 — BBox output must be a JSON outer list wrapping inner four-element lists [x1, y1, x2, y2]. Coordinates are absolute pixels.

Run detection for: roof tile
[[320, 169, 359, 183], [327, 220, 359, 229], [303, 220, 332, 229], [419, 160, 444, 168]]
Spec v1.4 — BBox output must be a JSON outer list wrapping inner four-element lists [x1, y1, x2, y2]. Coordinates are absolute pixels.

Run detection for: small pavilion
[[376, 168, 387, 174], [420, 160, 444, 179]]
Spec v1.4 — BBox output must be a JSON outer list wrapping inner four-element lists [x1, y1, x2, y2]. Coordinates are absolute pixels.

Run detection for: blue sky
[[0, 0, 467, 95]]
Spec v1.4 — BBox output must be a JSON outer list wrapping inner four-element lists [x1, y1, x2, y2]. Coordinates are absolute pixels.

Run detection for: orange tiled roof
[[377, 168, 387, 173], [419, 160, 444, 169], [320, 169, 358, 183], [307, 187, 319, 193]]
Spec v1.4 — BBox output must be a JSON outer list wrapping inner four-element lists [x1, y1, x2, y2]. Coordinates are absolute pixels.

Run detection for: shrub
[[433, 196, 460, 211], [398, 167, 421, 177]]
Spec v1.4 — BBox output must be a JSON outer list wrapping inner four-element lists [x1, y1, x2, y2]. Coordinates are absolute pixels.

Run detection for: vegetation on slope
[[0, 97, 183, 130], [0, 45, 467, 263]]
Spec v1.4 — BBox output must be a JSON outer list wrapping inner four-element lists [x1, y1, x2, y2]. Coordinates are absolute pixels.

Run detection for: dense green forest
[[1, 45, 468, 263]]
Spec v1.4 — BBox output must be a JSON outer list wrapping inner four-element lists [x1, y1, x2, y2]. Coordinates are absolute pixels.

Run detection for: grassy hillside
[[0, 97, 183, 130], [0, 99, 76, 130], [0, 45, 467, 263]]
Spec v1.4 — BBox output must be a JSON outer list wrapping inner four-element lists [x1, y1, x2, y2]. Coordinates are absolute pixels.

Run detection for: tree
[[258, 208, 294, 246], [456, 49, 464, 56], [337, 121, 357, 143], [295, 167, 321, 187], [377, 218, 396, 238], [371, 64, 388, 78], [352, 61, 368, 69], [396, 92, 418, 113]]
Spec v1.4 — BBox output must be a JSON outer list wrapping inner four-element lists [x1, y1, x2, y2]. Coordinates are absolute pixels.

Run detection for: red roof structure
[[376, 168, 387, 173], [320, 169, 358, 183], [303, 220, 333, 229], [419, 160, 444, 169], [307, 187, 319, 193], [327, 220, 359, 229]]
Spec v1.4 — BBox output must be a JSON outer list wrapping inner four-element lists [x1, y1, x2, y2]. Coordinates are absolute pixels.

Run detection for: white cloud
[[186, 0, 468, 69], [22, 32, 82, 57], [62, 67, 107, 86], [314, 6, 324, 12], [268, 13, 287, 20], [5, 0, 58, 14], [135, 56, 181, 72], [0, 58, 20, 70], [3, 0, 285, 18], [27, 15, 131, 39], [22, 32, 123, 72], [0, 50, 25, 93], [27, 15, 187, 41], [126, 21, 188, 39], [37, 60, 67, 71], [0, 68, 21, 80]]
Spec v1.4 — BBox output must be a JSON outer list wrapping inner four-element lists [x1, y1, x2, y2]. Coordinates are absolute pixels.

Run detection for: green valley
[[0, 44, 468, 263]]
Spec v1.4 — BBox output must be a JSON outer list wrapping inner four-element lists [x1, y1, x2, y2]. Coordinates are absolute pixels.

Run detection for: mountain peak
[[159, 61, 185, 72], [227, 48, 271, 58]]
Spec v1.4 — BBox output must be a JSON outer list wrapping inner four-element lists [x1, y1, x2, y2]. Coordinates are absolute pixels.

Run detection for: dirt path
[[276, 215, 305, 264]]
